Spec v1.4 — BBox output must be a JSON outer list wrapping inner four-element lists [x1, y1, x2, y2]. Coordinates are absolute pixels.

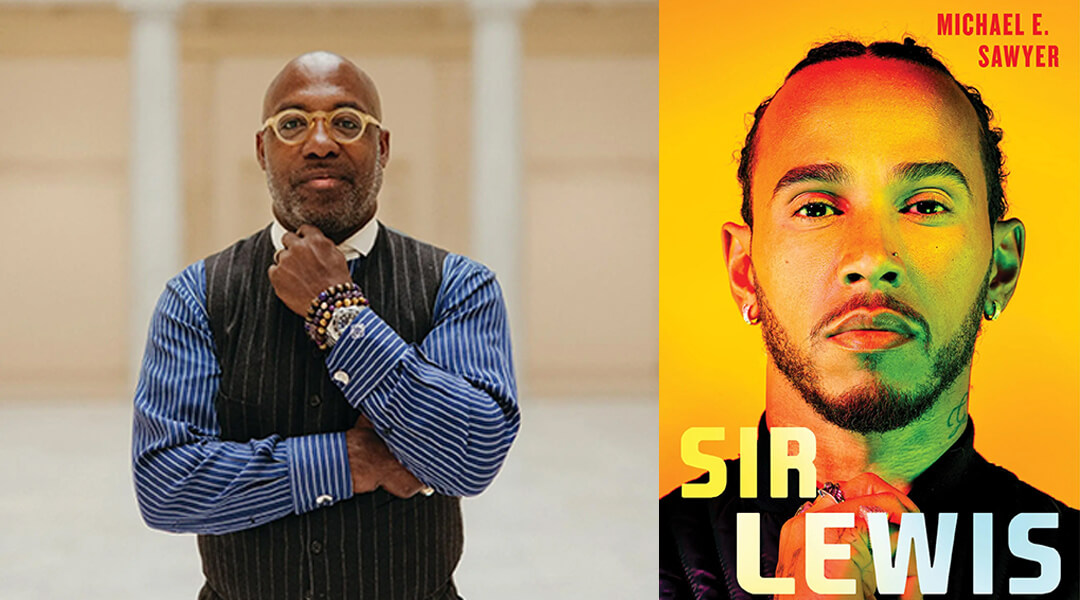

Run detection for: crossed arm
[[132, 251, 519, 535]]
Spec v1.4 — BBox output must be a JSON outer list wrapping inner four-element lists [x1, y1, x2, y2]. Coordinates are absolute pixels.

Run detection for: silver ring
[[273, 249, 285, 264], [421, 487, 435, 497], [817, 481, 845, 504]]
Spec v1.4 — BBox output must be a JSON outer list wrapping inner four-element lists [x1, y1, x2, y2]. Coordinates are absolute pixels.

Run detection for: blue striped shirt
[[132, 253, 519, 535]]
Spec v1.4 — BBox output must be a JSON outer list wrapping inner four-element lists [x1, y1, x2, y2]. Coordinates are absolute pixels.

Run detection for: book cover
[[660, 1, 1079, 596]]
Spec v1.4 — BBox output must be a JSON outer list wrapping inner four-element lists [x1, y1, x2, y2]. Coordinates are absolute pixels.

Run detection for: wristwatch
[[325, 304, 365, 348]]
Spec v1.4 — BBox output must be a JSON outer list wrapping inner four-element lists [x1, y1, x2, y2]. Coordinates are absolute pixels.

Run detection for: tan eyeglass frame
[[260, 107, 381, 145]]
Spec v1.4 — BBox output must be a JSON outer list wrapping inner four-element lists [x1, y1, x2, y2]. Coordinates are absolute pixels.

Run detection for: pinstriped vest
[[199, 224, 462, 600]]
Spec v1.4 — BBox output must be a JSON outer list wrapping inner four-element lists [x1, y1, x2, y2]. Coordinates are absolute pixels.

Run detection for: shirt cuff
[[285, 432, 353, 514], [324, 307, 410, 406]]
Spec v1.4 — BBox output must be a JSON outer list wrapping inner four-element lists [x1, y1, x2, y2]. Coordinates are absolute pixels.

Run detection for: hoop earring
[[742, 304, 760, 326], [985, 300, 1001, 321]]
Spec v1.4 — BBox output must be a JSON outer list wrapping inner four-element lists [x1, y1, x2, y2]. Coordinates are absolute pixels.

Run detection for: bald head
[[262, 51, 382, 121]]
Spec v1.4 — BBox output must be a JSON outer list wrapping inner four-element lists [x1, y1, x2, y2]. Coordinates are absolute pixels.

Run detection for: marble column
[[469, 0, 532, 367], [122, 0, 183, 386]]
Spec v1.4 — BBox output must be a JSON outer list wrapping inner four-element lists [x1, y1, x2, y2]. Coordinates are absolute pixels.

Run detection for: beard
[[757, 275, 988, 434], [268, 152, 383, 244]]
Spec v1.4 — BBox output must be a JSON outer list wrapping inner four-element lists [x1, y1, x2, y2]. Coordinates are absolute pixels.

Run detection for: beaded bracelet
[[304, 282, 369, 350]]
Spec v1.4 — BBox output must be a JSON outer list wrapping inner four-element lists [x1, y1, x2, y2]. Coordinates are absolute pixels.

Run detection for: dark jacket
[[199, 225, 461, 600]]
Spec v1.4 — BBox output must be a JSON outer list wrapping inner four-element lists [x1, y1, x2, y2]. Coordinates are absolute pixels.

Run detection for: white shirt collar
[[270, 217, 379, 261]]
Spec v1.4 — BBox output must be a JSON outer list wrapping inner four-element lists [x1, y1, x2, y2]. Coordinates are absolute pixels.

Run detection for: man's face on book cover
[[745, 56, 995, 433]]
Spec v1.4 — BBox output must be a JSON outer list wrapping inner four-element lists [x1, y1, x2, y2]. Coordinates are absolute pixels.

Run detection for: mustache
[[810, 293, 929, 340], [292, 163, 356, 184]]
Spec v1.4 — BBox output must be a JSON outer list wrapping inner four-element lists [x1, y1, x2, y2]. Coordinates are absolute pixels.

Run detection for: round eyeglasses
[[261, 107, 381, 145]]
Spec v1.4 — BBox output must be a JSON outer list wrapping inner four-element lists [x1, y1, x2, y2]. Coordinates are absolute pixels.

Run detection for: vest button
[[309, 394, 321, 407], [310, 540, 322, 554]]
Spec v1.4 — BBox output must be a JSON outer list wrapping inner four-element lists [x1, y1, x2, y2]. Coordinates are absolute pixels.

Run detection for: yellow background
[[660, 0, 1080, 507]]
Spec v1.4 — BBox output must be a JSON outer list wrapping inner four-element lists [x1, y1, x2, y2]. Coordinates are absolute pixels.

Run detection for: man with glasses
[[133, 51, 519, 600]]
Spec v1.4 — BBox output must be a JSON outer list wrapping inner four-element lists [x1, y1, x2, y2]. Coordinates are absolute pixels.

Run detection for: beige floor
[[0, 396, 656, 599]]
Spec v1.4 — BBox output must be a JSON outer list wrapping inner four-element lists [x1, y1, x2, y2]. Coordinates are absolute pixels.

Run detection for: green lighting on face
[[755, 269, 989, 434]]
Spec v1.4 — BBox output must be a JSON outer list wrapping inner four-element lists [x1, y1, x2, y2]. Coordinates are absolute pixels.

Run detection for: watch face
[[329, 305, 364, 342]]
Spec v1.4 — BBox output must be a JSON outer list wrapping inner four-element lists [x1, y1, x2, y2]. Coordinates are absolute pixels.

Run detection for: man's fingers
[[840, 473, 920, 513], [345, 426, 427, 500], [281, 230, 301, 248], [382, 470, 425, 498], [351, 474, 379, 495], [819, 493, 915, 525], [900, 575, 924, 600], [777, 476, 922, 599], [849, 533, 877, 598], [383, 486, 421, 499], [267, 264, 284, 287], [802, 490, 911, 520], [296, 224, 326, 240]]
